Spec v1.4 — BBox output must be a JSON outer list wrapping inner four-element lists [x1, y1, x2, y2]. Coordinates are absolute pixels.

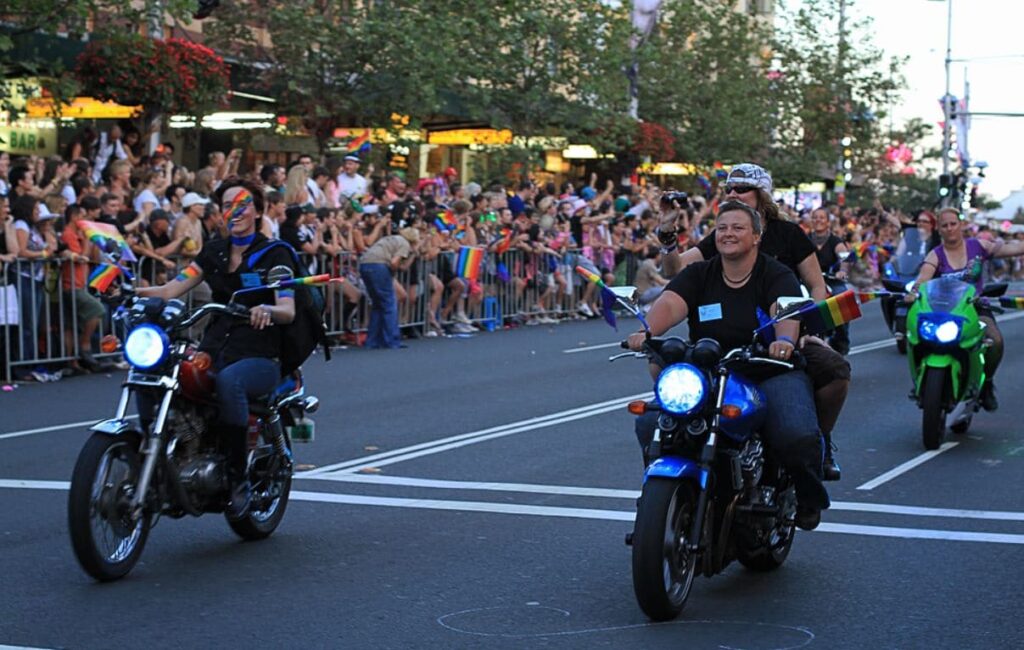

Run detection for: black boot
[[221, 424, 251, 520], [822, 433, 841, 482], [980, 381, 999, 412]]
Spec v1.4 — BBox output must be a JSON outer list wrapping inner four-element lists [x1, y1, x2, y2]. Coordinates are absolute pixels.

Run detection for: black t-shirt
[[813, 234, 844, 273], [666, 254, 800, 352], [141, 226, 172, 281], [279, 222, 304, 252], [194, 234, 297, 368], [698, 219, 815, 277]]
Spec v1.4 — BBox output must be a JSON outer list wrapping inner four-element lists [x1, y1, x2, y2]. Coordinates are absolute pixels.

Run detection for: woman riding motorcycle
[[659, 164, 848, 481], [906, 207, 1024, 411], [136, 179, 298, 519], [629, 200, 830, 531]]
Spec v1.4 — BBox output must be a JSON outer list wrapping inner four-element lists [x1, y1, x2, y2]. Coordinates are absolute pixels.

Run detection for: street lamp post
[[937, 0, 954, 206]]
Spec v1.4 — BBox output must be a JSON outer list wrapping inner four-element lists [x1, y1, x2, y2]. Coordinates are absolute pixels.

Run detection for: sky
[[841, 0, 1024, 201]]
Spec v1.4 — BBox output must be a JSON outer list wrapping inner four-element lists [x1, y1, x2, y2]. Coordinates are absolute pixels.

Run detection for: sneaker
[[453, 312, 472, 325], [423, 329, 439, 338], [577, 303, 595, 318], [451, 322, 476, 334], [225, 481, 252, 521], [538, 315, 558, 324], [29, 369, 49, 383]]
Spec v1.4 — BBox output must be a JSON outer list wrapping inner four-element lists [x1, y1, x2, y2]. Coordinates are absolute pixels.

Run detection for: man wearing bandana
[[137, 180, 301, 519]]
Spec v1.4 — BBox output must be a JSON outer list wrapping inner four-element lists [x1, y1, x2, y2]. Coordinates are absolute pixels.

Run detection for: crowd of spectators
[[2, 123, 1020, 382]]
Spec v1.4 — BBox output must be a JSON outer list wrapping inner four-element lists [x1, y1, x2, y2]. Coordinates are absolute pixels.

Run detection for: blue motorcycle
[[616, 335, 800, 621]]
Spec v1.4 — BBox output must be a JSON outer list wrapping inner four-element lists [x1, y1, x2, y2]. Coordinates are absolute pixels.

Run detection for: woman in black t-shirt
[[659, 164, 848, 482], [627, 201, 830, 530], [137, 180, 297, 520]]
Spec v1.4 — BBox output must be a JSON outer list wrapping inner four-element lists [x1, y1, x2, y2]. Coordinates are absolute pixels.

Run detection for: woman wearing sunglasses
[[659, 164, 848, 482]]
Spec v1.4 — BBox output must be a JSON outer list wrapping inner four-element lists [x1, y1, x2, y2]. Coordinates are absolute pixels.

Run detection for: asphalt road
[[1, 304, 1023, 650]]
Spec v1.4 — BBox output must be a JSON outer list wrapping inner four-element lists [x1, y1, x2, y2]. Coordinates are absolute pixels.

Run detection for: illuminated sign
[[428, 129, 513, 146], [649, 162, 699, 176], [26, 97, 141, 119], [332, 127, 424, 143], [562, 144, 600, 159]]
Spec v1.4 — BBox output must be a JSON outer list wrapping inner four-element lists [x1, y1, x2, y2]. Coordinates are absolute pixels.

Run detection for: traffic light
[[938, 173, 953, 197]]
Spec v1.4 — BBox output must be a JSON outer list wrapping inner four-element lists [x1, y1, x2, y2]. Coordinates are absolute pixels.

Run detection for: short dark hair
[[164, 184, 184, 202], [717, 200, 763, 236], [260, 163, 281, 184], [267, 190, 284, 205], [9, 166, 32, 188], [11, 195, 38, 222], [214, 178, 265, 217], [312, 165, 330, 180], [100, 192, 120, 206], [80, 196, 101, 211]]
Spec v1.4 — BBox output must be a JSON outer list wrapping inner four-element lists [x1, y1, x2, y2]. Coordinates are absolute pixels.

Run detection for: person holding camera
[[657, 164, 847, 482]]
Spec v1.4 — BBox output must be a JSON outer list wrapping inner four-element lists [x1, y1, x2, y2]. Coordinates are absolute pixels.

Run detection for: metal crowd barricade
[[1, 246, 635, 379]]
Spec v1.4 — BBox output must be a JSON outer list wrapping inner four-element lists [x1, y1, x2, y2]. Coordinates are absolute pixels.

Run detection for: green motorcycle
[[905, 275, 1006, 450]]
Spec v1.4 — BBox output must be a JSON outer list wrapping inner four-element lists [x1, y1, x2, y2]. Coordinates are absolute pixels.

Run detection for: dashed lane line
[[856, 442, 959, 490]]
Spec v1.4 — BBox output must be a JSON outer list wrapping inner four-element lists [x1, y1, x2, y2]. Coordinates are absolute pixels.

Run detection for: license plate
[[288, 418, 315, 443]]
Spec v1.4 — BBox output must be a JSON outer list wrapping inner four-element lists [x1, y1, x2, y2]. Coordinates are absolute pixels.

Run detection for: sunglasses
[[726, 185, 757, 195]]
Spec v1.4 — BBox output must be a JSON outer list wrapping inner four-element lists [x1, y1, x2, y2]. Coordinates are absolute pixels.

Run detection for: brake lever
[[609, 351, 646, 362]]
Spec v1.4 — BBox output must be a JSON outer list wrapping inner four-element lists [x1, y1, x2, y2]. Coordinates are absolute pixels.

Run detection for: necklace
[[810, 231, 830, 247], [722, 265, 754, 285]]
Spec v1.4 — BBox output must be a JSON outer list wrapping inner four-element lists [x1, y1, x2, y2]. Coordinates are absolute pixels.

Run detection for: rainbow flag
[[848, 242, 891, 264], [574, 265, 619, 330], [999, 296, 1024, 309], [346, 129, 371, 154], [797, 290, 862, 335], [87, 264, 122, 292], [456, 247, 484, 282], [492, 228, 514, 255], [856, 290, 897, 303], [277, 274, 331, 289], [434, 209, 457, 232], [80, 220, 137, 262]]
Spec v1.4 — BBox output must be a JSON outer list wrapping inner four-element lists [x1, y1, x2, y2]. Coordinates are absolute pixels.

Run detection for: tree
[[770, 0, 904, 187]]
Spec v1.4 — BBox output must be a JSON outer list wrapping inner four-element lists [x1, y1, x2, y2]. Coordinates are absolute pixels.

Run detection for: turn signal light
[[192, 352, 213, 371], [721, 404, 742, 419], [627, 400, 648, 415], [100, 335, 120, 353]]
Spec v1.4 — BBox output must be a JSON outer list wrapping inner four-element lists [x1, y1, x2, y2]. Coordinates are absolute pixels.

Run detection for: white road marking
[[0, 644, 56, 650], [3, 479, 1022, 544], [9, 476, 1024, 530], [562, 341, 623, 354], [302, 474, 641, 498], [0, 416, 137, 441], [856, 442, 959, 490], [298, 392, 651, 477]]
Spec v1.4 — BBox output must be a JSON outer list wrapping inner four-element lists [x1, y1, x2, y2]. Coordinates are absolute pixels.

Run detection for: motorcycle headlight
[[123, 324, 170, 370], [655, 363, 708, 416], [918, 314, 963, 344]]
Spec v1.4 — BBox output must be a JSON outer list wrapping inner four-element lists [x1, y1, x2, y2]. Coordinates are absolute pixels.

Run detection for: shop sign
[[331, 127, 424, 144], [428, 129, 513, 146], [0, 115, 57, 156], [25, 97, 141, 119]]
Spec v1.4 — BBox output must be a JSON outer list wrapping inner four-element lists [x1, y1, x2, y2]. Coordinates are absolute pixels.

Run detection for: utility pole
[[835, 0, 849, 203], [146, 0, 164, 156], [940, 0, 953, 206]]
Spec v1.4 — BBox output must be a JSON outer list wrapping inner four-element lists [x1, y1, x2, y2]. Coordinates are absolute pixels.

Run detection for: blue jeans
[[214, 357, 281, 428], [17, 274, 44, 361], [359, 262, 401, 349]]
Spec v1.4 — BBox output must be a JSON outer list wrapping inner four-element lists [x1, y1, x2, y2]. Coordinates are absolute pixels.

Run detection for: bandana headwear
[[224, 189, 254, 225]]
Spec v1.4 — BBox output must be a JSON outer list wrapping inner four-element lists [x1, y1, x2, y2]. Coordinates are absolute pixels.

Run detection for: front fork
[[686, 372, 728, 551]]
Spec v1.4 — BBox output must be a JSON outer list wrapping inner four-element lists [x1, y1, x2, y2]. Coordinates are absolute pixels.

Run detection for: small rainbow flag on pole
[[434, 209, 457, 232], [347, 129, 371, 154], [796, 290, 863, 335], [456, 247, 484, 282], [492, 228, 514, 255], [574, 265, 621, 330], [999, 296, 1024, 309], [87, 264, 123, 292], [856, 290, 901, 303], [80, 220, 137, 263]]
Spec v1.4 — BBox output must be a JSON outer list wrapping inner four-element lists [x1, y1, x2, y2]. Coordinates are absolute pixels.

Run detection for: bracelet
[[777, 335, 795, 345]]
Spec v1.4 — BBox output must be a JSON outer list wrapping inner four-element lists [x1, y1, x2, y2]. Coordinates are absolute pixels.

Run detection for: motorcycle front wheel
[[631, 479, 697, 622], [68, 433, 151, 581], [921, 367, 947, 450]]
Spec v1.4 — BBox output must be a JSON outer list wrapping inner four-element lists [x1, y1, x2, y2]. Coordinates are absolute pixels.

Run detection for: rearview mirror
[[609, 286, 638, 303], [776, 296, 813, 318]]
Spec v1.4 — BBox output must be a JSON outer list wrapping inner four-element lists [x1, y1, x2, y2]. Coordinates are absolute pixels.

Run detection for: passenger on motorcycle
[[906, 208, 1024, 411], [811, 207, 851, 355], [136, 179, 298, 519], [659, 163, 848, 481], [629, 201, 830, 531]]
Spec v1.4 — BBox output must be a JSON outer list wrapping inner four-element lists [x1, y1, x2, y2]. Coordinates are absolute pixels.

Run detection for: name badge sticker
[[698, 303, 723, 322], [241, 272, 262, 288]]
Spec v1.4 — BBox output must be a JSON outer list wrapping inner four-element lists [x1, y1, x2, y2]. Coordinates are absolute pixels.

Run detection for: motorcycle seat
[[249, 372, 304, 416]]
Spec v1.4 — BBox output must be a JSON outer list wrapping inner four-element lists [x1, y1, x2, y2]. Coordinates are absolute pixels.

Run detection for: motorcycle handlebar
[[175, 302, 250, 330]]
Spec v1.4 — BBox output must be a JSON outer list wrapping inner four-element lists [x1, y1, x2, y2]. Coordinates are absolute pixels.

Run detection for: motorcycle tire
[[226, 462, 292, 540], [68, 432, 151, 581], [921, 367, 947, 450], [631, 479, 697, 622]]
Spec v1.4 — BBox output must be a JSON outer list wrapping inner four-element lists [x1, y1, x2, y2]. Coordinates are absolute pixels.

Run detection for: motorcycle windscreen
[[891, 227, 927, 276], [923, 275, 972, 313]]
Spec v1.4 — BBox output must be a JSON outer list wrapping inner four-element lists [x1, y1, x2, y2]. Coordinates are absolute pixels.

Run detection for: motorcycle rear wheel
[[226, 455, 292, 540], [68, 433, 151, 581], [921, 367, 947, 450], [631, 479, 697, 622]]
